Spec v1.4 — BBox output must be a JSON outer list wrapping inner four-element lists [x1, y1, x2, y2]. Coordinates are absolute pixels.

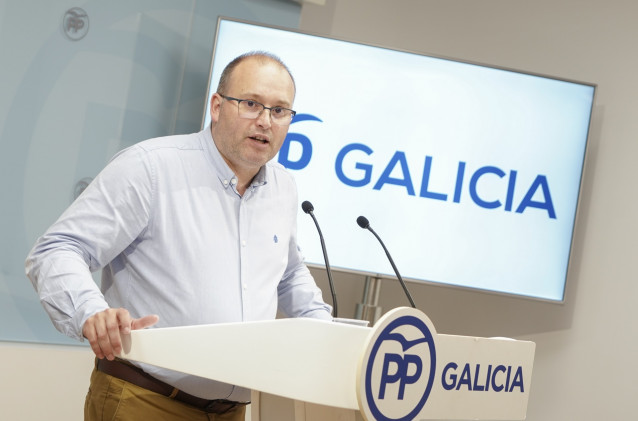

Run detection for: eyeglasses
[[218, 94, 296, 126]]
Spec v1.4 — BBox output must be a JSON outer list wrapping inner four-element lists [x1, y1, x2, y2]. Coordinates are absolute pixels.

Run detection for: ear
[[210, 93, 222, 123]]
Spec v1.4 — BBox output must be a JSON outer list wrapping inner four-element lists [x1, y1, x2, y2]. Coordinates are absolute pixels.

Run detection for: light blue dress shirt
[[25, 127, 332, 401]]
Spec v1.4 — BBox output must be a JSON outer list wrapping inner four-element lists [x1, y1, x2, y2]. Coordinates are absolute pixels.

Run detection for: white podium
[[120, 307, 535, 421]]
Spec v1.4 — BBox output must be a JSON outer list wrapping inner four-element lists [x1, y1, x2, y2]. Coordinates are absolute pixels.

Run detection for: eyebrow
[[238, 93, 293, 108]]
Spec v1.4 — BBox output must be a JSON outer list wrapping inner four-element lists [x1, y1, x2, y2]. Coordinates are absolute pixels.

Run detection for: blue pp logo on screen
[[364, 315, 436, 421]]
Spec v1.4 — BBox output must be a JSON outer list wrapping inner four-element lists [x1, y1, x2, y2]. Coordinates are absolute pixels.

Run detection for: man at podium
[[25, 51, 333, 420]]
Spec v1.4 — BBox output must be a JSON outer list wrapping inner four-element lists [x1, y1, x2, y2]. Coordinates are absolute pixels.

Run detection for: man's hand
[[82, 308, 159, 360]]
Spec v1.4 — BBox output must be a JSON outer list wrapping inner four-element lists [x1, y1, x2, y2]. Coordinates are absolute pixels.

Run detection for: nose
[[255, 108, 272, 128]]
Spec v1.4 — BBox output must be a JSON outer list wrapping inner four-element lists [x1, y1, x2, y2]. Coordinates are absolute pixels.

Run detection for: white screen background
[[203, 19, 595, 302]]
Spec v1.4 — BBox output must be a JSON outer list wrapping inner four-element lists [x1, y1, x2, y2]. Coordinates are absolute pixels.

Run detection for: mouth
[[249, 134, 270, 144]]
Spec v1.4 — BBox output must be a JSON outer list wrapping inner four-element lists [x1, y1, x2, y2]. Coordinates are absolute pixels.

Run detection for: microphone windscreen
[[356, 216, 369, 229], [301, 200, 314, 214]]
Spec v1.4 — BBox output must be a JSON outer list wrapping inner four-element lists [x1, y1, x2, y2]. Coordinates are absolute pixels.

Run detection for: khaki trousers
[[84, 367, 247, 421]]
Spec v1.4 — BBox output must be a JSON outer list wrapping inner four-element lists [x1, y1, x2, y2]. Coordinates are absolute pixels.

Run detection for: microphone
[[301, 201, 338, 317], [356, 216, 416, 308]]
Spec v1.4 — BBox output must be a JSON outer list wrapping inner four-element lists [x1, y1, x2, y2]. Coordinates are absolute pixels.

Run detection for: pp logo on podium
[[358, 308, 437, 421]]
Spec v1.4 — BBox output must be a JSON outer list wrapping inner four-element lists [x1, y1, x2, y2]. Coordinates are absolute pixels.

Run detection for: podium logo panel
[[359, 308, 437, 421]]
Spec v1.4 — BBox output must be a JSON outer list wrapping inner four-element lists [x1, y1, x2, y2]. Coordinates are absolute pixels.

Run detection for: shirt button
[[231, 178, 237, 185], [223, 179, 229, 186], [241, 240, 246, 247]]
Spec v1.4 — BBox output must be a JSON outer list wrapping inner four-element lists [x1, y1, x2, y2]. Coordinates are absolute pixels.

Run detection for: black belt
[[96, 358, 248, 414]]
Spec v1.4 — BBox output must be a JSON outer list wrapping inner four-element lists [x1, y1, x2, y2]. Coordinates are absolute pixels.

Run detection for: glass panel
[[0, 0, 301, 344]]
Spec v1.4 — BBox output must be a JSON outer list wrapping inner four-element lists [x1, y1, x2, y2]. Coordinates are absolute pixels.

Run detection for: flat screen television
[[202, 17, 595, 302]]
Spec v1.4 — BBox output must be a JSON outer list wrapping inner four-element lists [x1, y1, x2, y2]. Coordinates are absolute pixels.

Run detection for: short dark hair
[[216, 51, 296, 95]]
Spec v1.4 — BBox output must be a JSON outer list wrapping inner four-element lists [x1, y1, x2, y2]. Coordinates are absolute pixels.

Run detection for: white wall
[[300, 1, 638, 420], [0, 342, 95, 420]]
